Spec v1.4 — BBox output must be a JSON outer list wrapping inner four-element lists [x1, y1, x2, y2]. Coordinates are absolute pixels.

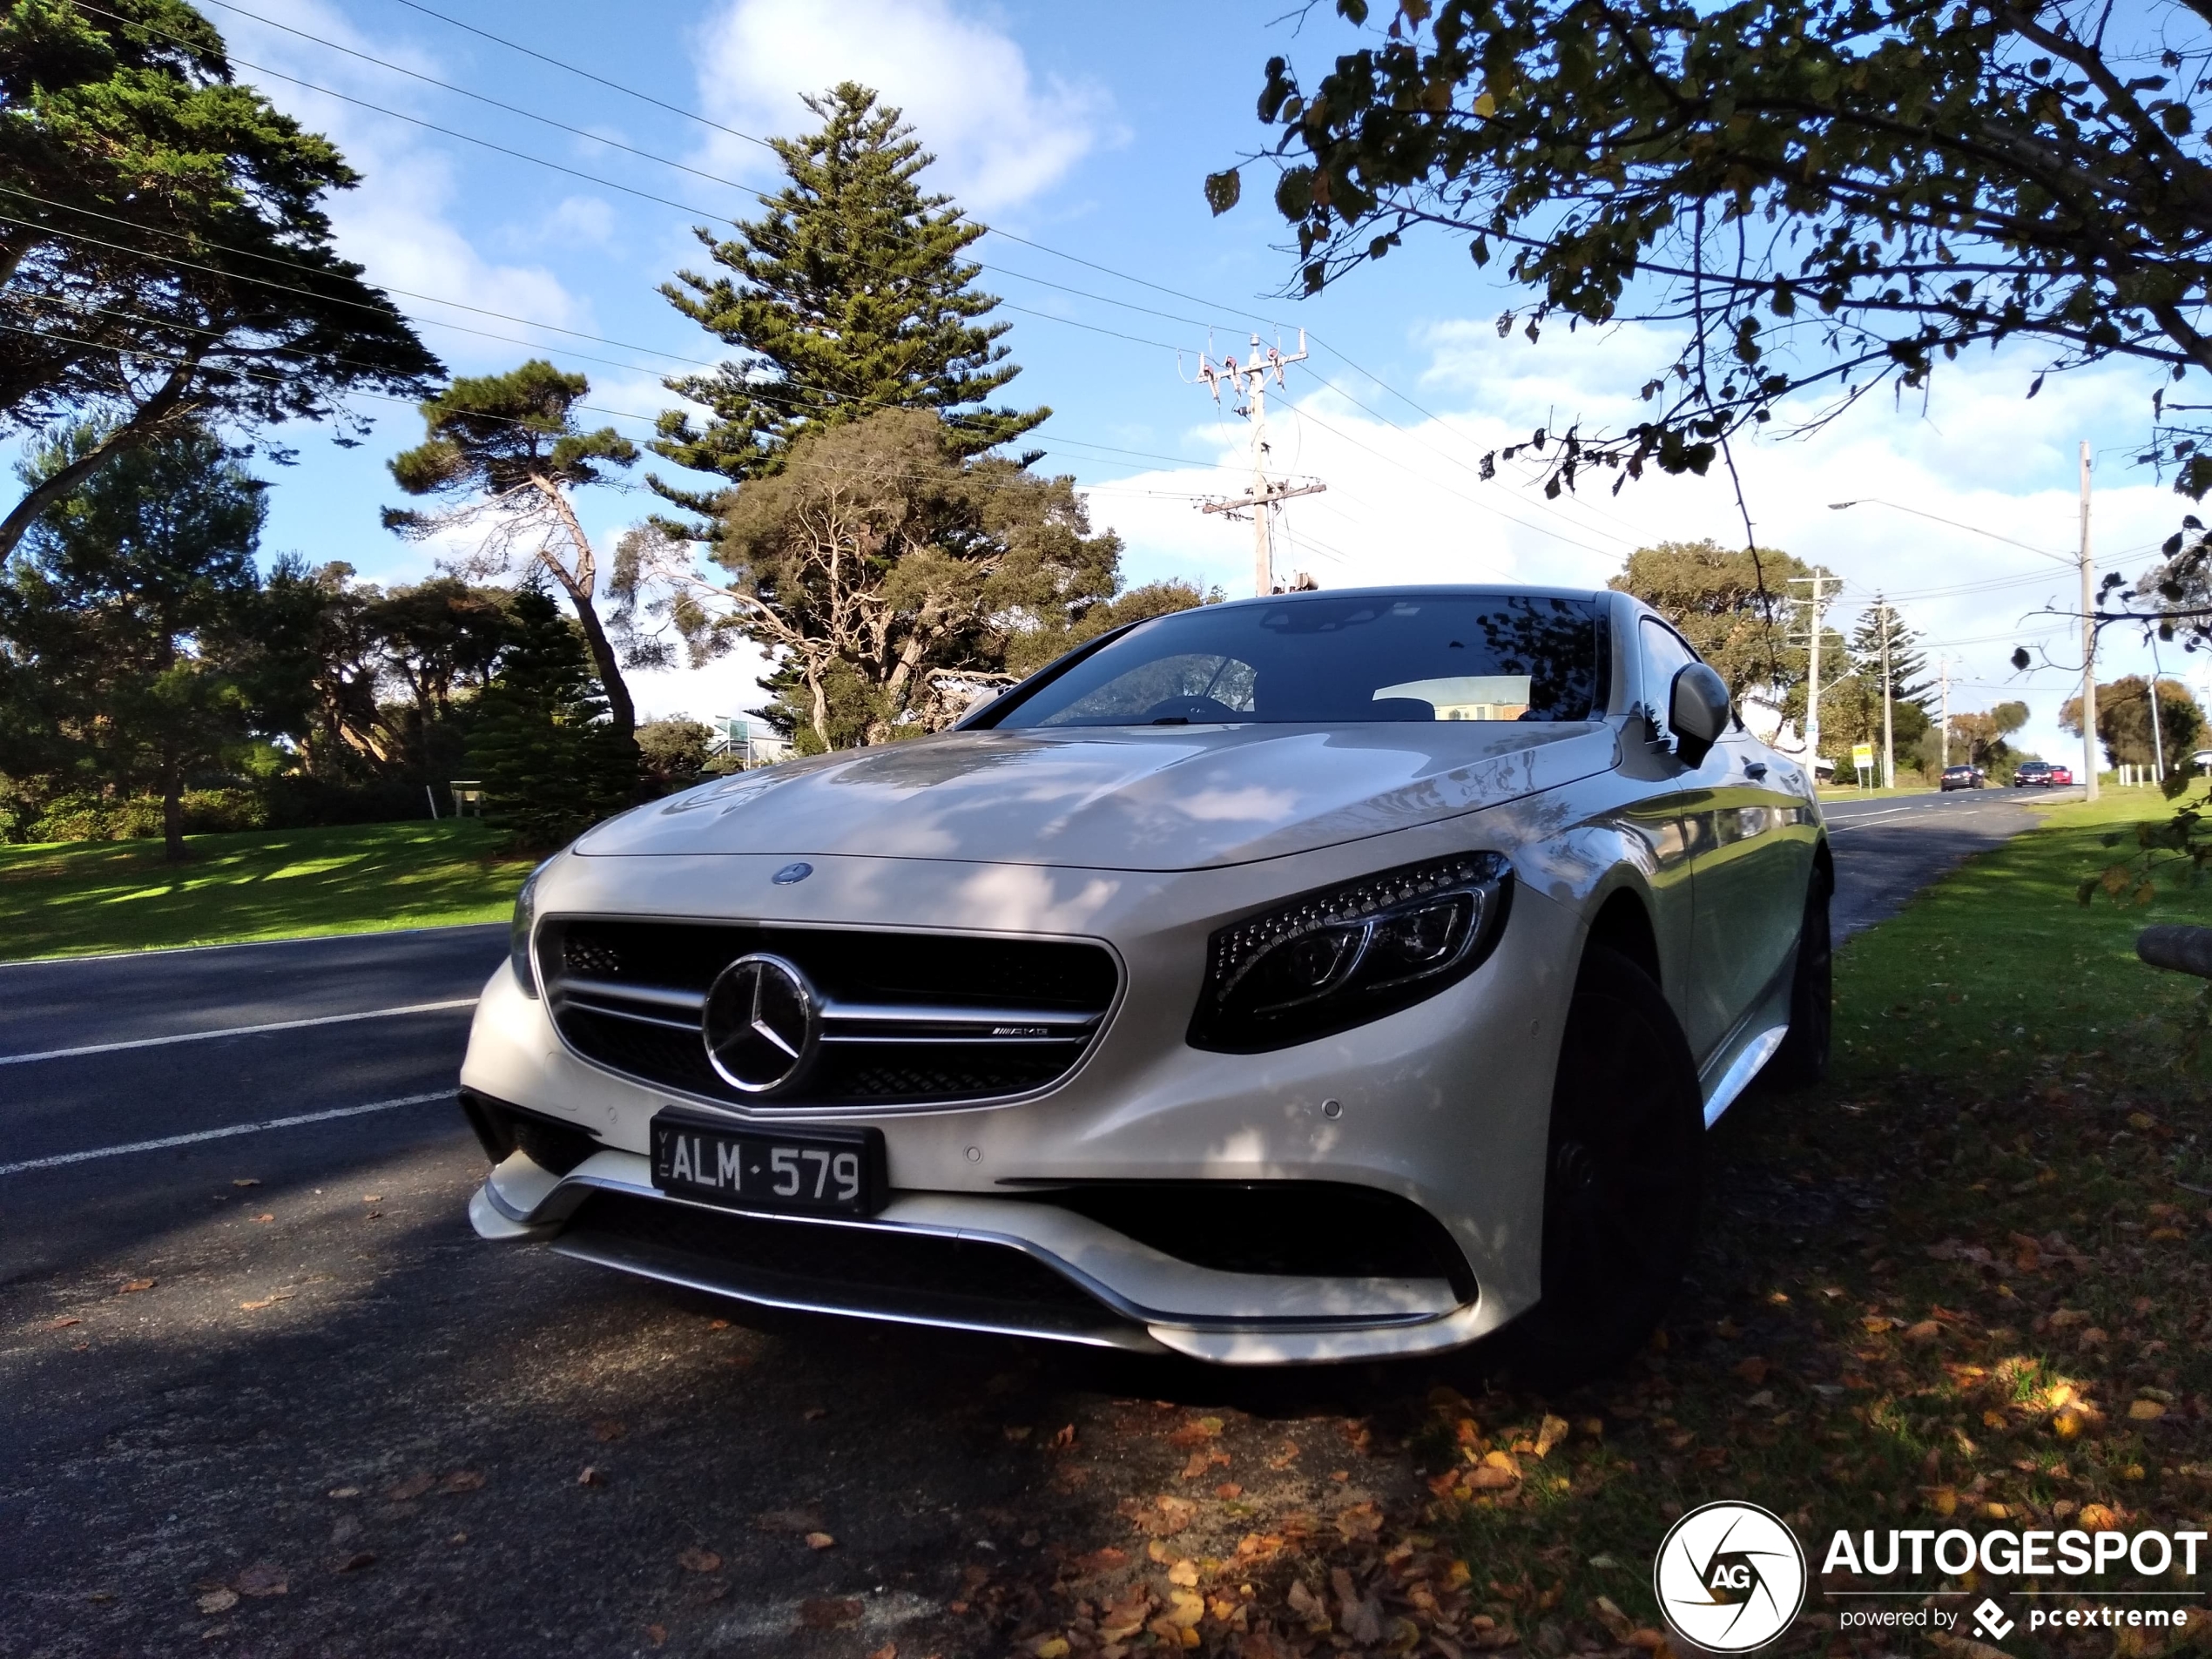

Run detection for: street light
[[1827, 499, 2076, 566]]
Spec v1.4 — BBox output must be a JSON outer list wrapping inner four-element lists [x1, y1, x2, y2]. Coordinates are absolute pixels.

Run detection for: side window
[[1638, 617, 1700, 735]]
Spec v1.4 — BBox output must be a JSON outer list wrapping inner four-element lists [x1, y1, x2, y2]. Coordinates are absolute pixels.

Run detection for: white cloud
[[690, 0, 1112, 215], [1080, 320, 2194, 766], [214, 0, 595, 368]]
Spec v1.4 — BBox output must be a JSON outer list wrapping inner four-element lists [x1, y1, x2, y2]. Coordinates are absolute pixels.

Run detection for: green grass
[[0, 819, 534, 961]]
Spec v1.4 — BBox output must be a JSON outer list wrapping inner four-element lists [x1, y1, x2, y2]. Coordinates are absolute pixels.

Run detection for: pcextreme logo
[[1653, 1501, 1810, 1652]]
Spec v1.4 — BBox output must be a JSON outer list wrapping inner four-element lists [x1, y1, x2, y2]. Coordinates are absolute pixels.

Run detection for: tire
[[1513, 945, 1704, 1385], [1764, 872, 1833, 1089]]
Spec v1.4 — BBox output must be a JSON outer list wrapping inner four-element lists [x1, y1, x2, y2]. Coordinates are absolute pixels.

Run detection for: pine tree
[[651, 83, 1048, 528], [467, 587, 636, 852], [1848, 604, 1933, 713]]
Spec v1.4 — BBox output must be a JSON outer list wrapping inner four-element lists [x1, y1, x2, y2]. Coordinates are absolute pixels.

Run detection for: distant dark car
[[2014, 760, 2060, 787], [1940, 765, 1986, 791]]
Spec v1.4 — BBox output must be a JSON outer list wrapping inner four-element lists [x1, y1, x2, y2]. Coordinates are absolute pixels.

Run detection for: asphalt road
[[0, 789, 2073, 1657]]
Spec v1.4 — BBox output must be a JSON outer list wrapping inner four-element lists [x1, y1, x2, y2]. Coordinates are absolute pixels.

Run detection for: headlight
[[509, 860, 550, 997], [1188, 853, 1513, 1052]]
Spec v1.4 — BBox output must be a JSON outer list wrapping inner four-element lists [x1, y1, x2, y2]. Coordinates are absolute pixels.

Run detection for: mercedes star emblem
[[701, 953, 820, 1094]]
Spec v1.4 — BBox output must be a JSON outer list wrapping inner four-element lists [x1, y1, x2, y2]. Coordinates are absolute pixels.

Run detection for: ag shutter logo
[[1654, 1501, 1809, 1652], [1974, 1598, 2016, 1641]]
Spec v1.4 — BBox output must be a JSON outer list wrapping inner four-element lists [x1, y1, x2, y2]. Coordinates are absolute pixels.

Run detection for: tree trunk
[[566, 590, 636, 738], [161, 739, 186, 864], [0, 356, 200, 562]]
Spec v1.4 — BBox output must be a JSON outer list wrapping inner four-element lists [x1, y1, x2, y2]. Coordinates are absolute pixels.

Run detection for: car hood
[[577, 722, 1617, 873]]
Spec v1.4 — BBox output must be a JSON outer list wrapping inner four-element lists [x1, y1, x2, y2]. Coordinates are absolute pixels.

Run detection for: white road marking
[[0, 1090, 452, 1177], [0, 998, 478, 1066]]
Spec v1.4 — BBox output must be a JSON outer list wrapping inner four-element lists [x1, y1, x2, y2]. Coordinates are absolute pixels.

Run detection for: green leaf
[[1204, 169, 1243, 216]]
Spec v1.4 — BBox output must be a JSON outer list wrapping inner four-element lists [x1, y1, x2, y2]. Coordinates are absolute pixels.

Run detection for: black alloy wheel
[[1514, 944, 1705, 1385]]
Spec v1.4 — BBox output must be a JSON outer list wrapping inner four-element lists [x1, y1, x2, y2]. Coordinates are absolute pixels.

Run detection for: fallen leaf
[[118, 1278, 155, 1293], [448, 1532, 467, 1545], [1905, 1319, 1942, 1343], [1164, 1587, 1207, 1629], [1593, 1595, 1636, 1641], [797, 1596, 862, 1628], [441, 1470, 484, 1493], [2130, 1399, 2168, 1420], [589, 1419, 625, 1443], [577, 1467, 605, 1487], [2080, 1326, 2109, 1350], [48, 1317, 80, 1329], [1336, 1501, 1383, 1541], [1534, 1413, 1570, 1457], [805, 1531, 836, 1550], [384, 1474, 435, 1501], [1100, 1591, 1156, 1641], [1028, 1638, 1071, 1659], [1180, 1451, 1211, 1480], [676, 1547, 722, 1573], [1168, 1557, 1200, 1587], [1050, 1424, 1076, 1449], [253, 1213, 273, 1224], [196, 1589, 239, 1615], [327, 1487, 359, 1499], [238, 1291, 293, 1311], [645, 1626, 667, 1649], [867, 1646, 897, 1659], [334, 1551, 375, 1573], [232, 1178, 259, 1188], [1004, 1424, 1033, 1443], [1167, 1414, 1225, 1448], [2080, 1503, 2121, 1531], [1734, 1356, 1770, 1385], [1286, 1577, 1331, 1631], [1215, 1481, 1244, 1499], [233, 1563, 287, 1598], [1925, 1487, 1959, 1516], [802, 1406, 828, 1420], [1119, 1494, 1197, 1537]]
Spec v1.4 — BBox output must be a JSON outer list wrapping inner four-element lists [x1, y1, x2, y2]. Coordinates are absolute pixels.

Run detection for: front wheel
[[1764, 872, 1833, 1089], [1512, 945, 1704, 1385]]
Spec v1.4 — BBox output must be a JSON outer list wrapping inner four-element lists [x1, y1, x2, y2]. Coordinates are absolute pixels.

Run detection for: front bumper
[[457, 840, 1582, 1365], [469, 1142, 1482, 1363]]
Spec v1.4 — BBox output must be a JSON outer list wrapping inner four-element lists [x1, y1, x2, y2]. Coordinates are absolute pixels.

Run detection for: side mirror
[[1669, 663, 1731, 767]]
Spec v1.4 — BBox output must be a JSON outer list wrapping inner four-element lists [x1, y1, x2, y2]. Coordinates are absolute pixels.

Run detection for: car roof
[[1202, 583, 1613, 613]]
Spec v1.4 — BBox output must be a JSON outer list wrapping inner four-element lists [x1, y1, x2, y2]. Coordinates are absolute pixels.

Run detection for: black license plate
[[649, 1113, 887, 1217]]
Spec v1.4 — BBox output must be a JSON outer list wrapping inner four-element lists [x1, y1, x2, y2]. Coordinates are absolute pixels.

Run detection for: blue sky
[[155, 0, 2212, 761]]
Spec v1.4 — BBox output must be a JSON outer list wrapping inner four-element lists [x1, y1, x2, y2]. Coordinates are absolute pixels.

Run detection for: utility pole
[[1788, 571, 1839, 773], [1938, 654, 1952, 771], [1876, 594, 1897, 790], [1197, 333, 1327, 596], [2148, 634, 2168, 784], [2079, 440, 2101, 801]]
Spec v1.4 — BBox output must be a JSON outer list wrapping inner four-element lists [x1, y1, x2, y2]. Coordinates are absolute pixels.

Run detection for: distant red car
[[2048, 764, 2074, 786]]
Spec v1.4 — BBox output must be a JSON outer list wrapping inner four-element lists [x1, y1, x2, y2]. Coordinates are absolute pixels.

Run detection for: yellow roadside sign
[[1851, 742, 1875, 770]]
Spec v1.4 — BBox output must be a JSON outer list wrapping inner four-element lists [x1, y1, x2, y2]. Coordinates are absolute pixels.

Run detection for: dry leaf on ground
[[441, 1471, 485, 1492], [384, 1474, 435, 1501], [118, 1278, 154, 1293], [196, 1589, 239, 1615], [233, 1563, 287, 1598], [676, 1547, 721, 1573], [797, 1596, 862, 1628], [805, 1531, 836, 1550]]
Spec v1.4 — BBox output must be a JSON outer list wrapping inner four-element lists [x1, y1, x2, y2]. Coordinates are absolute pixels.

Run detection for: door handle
[[1743, 762, 1768, 780]]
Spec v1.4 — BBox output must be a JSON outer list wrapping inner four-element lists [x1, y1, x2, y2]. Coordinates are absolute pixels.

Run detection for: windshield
[[981, 593, 1607, 729]]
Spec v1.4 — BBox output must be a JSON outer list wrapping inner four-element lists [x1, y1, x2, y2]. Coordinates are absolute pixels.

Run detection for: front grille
[[538, 918, 1118, 1109]]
